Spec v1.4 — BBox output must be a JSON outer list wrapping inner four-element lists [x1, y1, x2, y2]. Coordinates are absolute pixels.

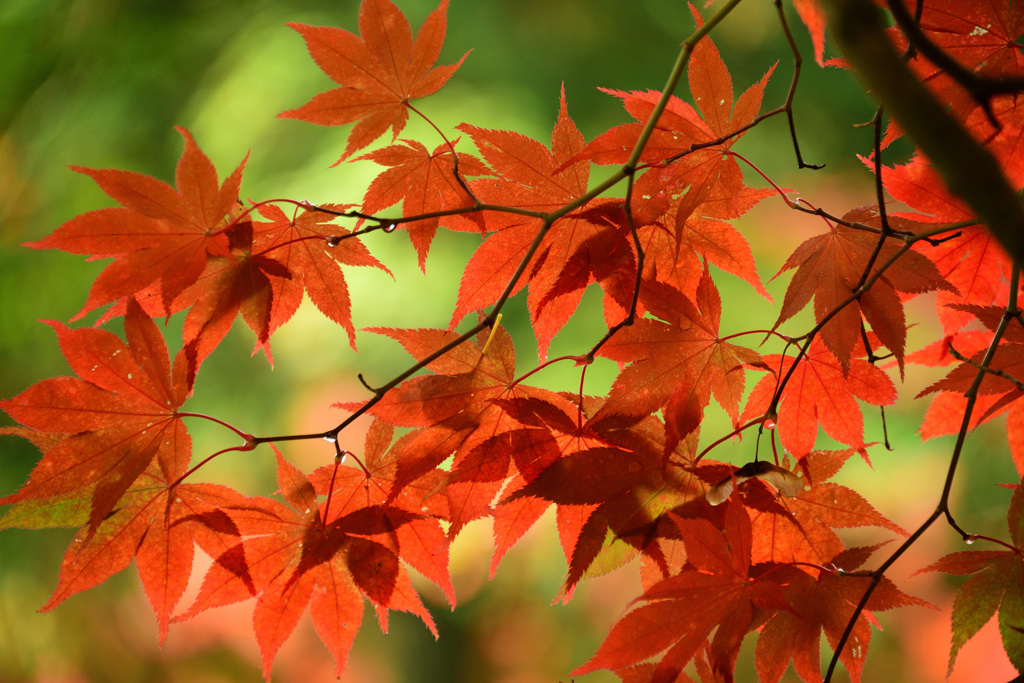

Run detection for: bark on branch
[[819, 0, 1024, 267]]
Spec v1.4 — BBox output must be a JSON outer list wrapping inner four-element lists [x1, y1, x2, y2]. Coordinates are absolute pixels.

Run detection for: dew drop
[[964, 535, 976, 545], [326, 235, 342, 248], [334, 453, 346, 465], [763, 418, 776, 430], [323, 435, 337, 443], [383, 223, 397, 233]]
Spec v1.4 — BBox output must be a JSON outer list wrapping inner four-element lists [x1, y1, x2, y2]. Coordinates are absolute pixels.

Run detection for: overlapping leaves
[[5, 1, 1024, 682]]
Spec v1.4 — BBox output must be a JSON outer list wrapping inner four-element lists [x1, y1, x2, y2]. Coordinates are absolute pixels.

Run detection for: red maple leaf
[[338, 324, 564, 535], [882, 0, 1024, 147], [792, 0, 827, 65], [0, 458, 254, 645], [741, 339, 897, 458], [747, 451, 906, 567], [916, 323, 1024, 474], [502, 403, 716, 595], [920, 341, 1024, 400], [179, 448, 449, 679], [253, 202, 391, 350], [771, 206, 953, 374], [0, 299, 191, 532], [912, 313, 1024, 472], [597, 271, 765, 452], [178, 219, 292, 375], [357, 138, 489, 269], [28, 128, 246, 320], [885, 156, 1010, 333], [280, 0, 468, 161], [573, 501, 786, 680], [566, 20, 777, 302], [756, 545, 931, 683], [485, 395, 631, 578], [450, 87, 635, 359], [636, 186, 773, 305]]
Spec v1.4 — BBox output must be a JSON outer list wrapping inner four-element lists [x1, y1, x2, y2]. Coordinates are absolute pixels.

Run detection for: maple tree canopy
[[5, 0, 1024, 681]]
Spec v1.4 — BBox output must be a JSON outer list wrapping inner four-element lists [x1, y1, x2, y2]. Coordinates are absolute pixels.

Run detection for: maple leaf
[[756, 545, 931, 683], [792, 0, 827, 65], [28, 128, 247, 320], [771, 206, 953, 374], [565, 21, 776, 300], [917, 478, 1024, 675], [919, 341, 1024, 405], [573, 501, 786, 680], [743, 451, 907, 567], [881, 0, 1024, 148], [179, 448, 448, 679], [0, 457, 255, 645], [597, 272, 765, 452], [884, 156, 1010, 334], [281, 0, 468, 161], [504, 407, 715, 595], [635, 188, 773, 305], [450, 87, 637, 359], [178, 219, 292, 376], [337, 324, 568, 536], [0, 299, 191, 533], [254, 202, 391, 350], [357, 138, 489, 269], [912, 315, 1024, 472], [741, 339, 896, 458]]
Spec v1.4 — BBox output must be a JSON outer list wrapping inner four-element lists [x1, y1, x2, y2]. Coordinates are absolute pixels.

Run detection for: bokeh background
[[0, 0, 1020, 681]]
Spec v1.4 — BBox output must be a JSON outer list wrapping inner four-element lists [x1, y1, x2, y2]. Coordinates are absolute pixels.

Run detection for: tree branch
[[819, 0, 1024, 267]]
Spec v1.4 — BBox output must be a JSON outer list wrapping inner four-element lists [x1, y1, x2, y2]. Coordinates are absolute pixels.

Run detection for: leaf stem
[[176, 412, 254, 443]]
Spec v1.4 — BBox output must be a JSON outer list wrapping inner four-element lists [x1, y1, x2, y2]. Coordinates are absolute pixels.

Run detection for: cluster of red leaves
[[5, 0, 1024, 681], [29, 127, 388, 386]]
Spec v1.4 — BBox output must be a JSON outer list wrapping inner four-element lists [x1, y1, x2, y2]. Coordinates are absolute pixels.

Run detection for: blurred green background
[[0, 0, 1019, 681]]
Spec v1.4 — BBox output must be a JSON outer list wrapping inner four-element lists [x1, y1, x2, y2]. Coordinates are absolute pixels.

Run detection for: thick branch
[[819, 0, 1024, 267]]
